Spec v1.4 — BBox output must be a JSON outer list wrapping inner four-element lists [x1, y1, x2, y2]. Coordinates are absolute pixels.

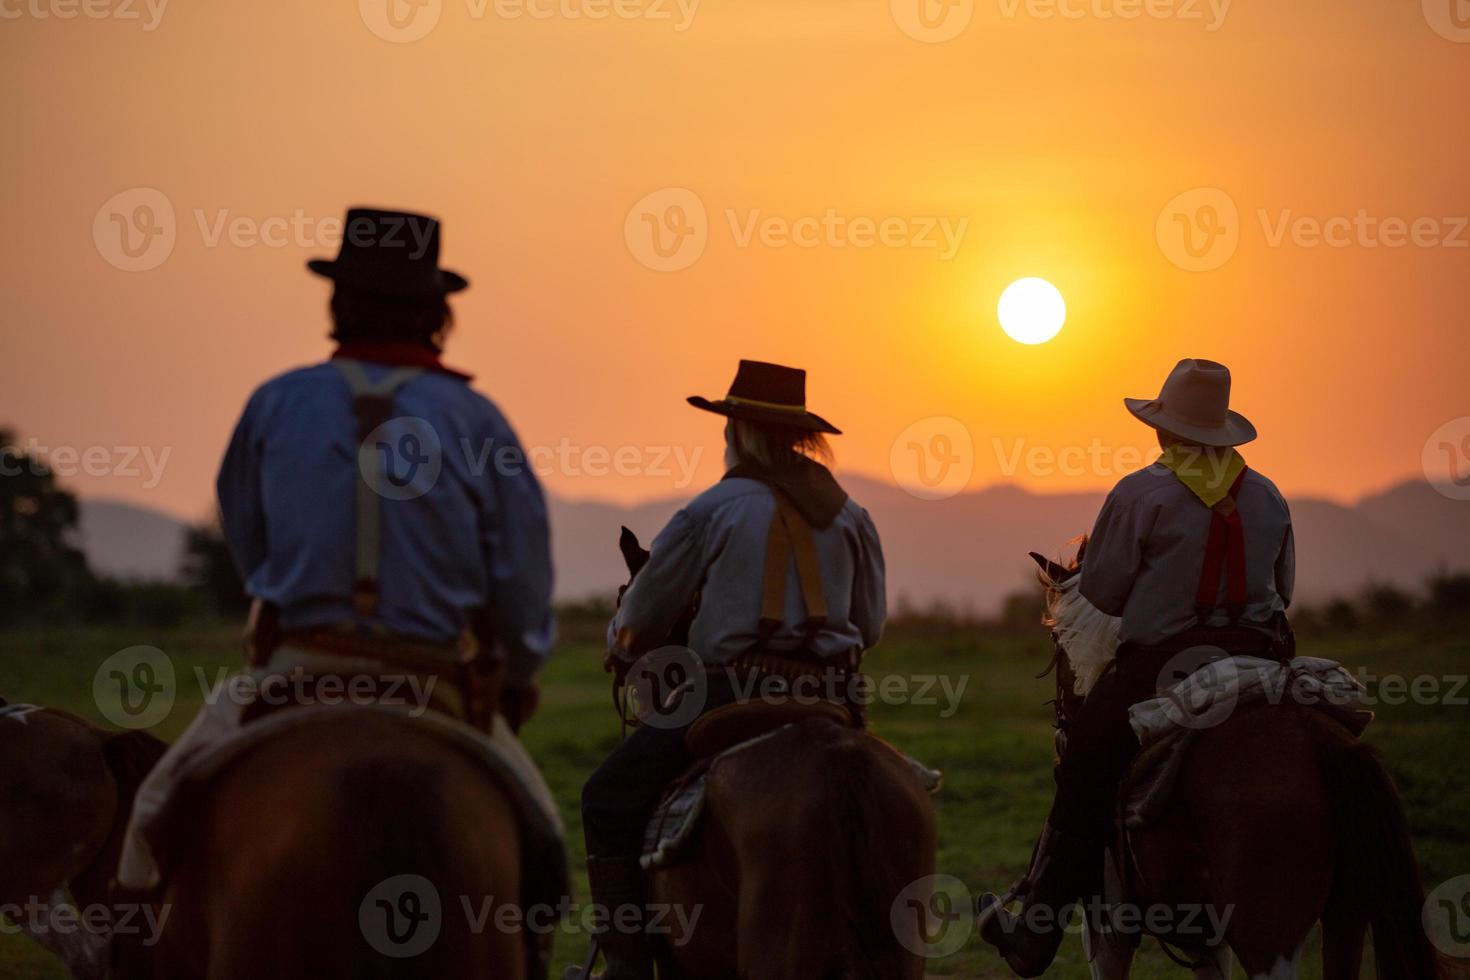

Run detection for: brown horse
[[136, 710, 534, 980], [0, 701, 166, 979], [610, 529, 939, 980], [1029, 547, 1444, 980]]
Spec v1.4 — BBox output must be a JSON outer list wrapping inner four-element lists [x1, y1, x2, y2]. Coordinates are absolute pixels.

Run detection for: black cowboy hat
[[688, 360, 841, 435], [307, 207, 469, 296]]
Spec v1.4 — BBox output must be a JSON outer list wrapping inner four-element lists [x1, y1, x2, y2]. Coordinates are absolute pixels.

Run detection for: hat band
[[726, 395, 807, 413]]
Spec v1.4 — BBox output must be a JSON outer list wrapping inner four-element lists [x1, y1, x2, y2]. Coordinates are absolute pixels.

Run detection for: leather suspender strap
[[1195, 467, 1250, 626], [758, 491, 829, 643], [333, 360, 425, 624]]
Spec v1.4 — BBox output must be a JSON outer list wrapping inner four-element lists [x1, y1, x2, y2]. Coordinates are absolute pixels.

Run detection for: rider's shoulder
[[1108, 461, 1182, 502], [245, 362, 341, 407], [683, 477, 773, 519], [1240, 468, 1289, 507]]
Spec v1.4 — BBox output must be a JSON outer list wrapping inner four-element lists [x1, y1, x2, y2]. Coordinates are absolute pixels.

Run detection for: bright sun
[[997, 277, 1066, 345]]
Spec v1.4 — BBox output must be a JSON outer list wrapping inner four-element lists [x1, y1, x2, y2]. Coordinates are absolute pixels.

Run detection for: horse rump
[[714, 720, 935, 980], [1319, 727, 1446, 980]]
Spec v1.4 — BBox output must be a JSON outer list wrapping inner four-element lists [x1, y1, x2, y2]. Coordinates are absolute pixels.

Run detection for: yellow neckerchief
[[1157, 445, 1246, 508]]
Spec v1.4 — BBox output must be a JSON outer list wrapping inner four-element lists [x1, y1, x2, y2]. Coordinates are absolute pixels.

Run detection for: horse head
[[615, 526, 698, 647], [1028, 537, 1120, 729]]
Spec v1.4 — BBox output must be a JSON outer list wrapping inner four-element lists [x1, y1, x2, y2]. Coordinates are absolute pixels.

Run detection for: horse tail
[[1319, 733, 1444, 980], [817, 727, 934, 980]]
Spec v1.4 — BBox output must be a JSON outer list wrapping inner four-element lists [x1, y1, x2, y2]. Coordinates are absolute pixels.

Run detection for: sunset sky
[[4, 0, 1469, 522]]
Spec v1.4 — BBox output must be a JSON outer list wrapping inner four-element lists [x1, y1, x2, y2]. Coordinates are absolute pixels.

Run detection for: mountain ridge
[[78, 477, 1470, 613]]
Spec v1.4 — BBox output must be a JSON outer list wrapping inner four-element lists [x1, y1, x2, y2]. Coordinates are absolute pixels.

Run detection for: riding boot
[[976, 823, 1101, 978], [567, 856, 654, 980]]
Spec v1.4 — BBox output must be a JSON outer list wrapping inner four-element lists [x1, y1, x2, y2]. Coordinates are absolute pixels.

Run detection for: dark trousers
[[1050, 648, 1176, 843], [581, 675, 741, 859]]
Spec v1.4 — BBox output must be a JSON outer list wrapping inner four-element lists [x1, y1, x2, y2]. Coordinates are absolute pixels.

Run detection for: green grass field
[[2, 620, 1467, 978]]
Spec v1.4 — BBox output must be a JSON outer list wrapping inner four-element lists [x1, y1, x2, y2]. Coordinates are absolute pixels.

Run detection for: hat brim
[[307, 258, 469, 295], [687, 396, 841, 435], [1124, 397, 1256, 448]]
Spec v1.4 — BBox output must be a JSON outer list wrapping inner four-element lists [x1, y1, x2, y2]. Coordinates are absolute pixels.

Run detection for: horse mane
[[1037, 536, 1121, 697]]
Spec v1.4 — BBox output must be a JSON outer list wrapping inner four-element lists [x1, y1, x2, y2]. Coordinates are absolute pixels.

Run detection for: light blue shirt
[[609, 477, 886, 663], [217, 359, 554, 682]]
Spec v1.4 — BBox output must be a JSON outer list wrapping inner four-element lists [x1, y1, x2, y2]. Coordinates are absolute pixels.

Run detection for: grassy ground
[[2, 619, 1467, 978]]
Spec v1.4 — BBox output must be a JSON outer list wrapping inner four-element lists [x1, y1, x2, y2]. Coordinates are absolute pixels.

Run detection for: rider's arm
[[480, 412, 555, 686], [608, 508, 704, 660], [850, 507, 887, 649], [1275, 521, 1296, 608], [216, 387, 269, 581], [1079, 486, 1148, 617]]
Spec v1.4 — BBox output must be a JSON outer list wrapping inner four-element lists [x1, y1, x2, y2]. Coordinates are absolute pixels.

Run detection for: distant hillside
[[79, 477, 1470, 613], [77, 499, 189, 581]]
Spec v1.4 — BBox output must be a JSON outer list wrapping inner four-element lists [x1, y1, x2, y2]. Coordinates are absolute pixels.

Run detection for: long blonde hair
[[725, 418, 833, 471]]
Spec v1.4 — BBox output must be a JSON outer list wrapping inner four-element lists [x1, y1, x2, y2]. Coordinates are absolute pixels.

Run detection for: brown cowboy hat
[[688, 360, 841, 435], [1124, 358, 1257, 448], [307, 207, 468, 296]]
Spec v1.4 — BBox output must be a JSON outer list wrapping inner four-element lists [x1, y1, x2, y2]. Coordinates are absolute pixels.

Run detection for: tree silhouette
[[181, 515, 249, 617], [0, 427, 93, 623]]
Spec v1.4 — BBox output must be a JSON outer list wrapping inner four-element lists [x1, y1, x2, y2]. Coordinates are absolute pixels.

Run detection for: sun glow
[[998, 278, 1066, 345]]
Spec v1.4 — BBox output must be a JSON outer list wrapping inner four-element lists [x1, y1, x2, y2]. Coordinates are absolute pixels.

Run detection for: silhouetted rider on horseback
[[979, 358, 1296, 977], [574, 360, 886, 980], [114, 208, 558, 973]]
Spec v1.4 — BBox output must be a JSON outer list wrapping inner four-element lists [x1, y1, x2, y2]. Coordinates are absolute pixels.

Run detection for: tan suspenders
[[758, 491, 828, 645], [333, 359, 425, 624]]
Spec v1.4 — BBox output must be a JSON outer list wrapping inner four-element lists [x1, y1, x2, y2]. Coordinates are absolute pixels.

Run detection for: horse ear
[[618, 526, 649, 575], [1029, 551, 1071, 584]]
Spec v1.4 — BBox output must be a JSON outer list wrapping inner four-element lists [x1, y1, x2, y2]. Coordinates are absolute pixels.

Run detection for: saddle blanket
[[641, 725, 942, 871], [121, 667, 565, 894], [1122, 655, 1372, 828]]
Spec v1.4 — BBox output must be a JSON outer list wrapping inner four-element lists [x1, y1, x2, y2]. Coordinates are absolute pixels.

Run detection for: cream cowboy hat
[[1124, 358, 1257, 448]]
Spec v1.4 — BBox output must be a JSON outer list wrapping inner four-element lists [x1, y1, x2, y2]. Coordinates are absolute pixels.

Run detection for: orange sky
[[4, 0, 1469, 522]]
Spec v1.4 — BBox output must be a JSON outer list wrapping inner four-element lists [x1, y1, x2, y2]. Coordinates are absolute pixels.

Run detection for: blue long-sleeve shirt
[[217, 358, 554, 682]]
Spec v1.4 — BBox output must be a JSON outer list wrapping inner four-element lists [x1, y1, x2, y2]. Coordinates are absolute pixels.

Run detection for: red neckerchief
[[1195, 466, 1250, 624], [331, 341, 473, 382]]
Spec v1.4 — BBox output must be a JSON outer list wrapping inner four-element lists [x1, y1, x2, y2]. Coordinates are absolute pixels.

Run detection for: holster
[[243, 598, 282, 667]]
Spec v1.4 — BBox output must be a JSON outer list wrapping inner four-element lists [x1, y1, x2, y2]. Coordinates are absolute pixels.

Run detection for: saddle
[[643, 718, 941, 872], [684, 697, 856, 760]]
